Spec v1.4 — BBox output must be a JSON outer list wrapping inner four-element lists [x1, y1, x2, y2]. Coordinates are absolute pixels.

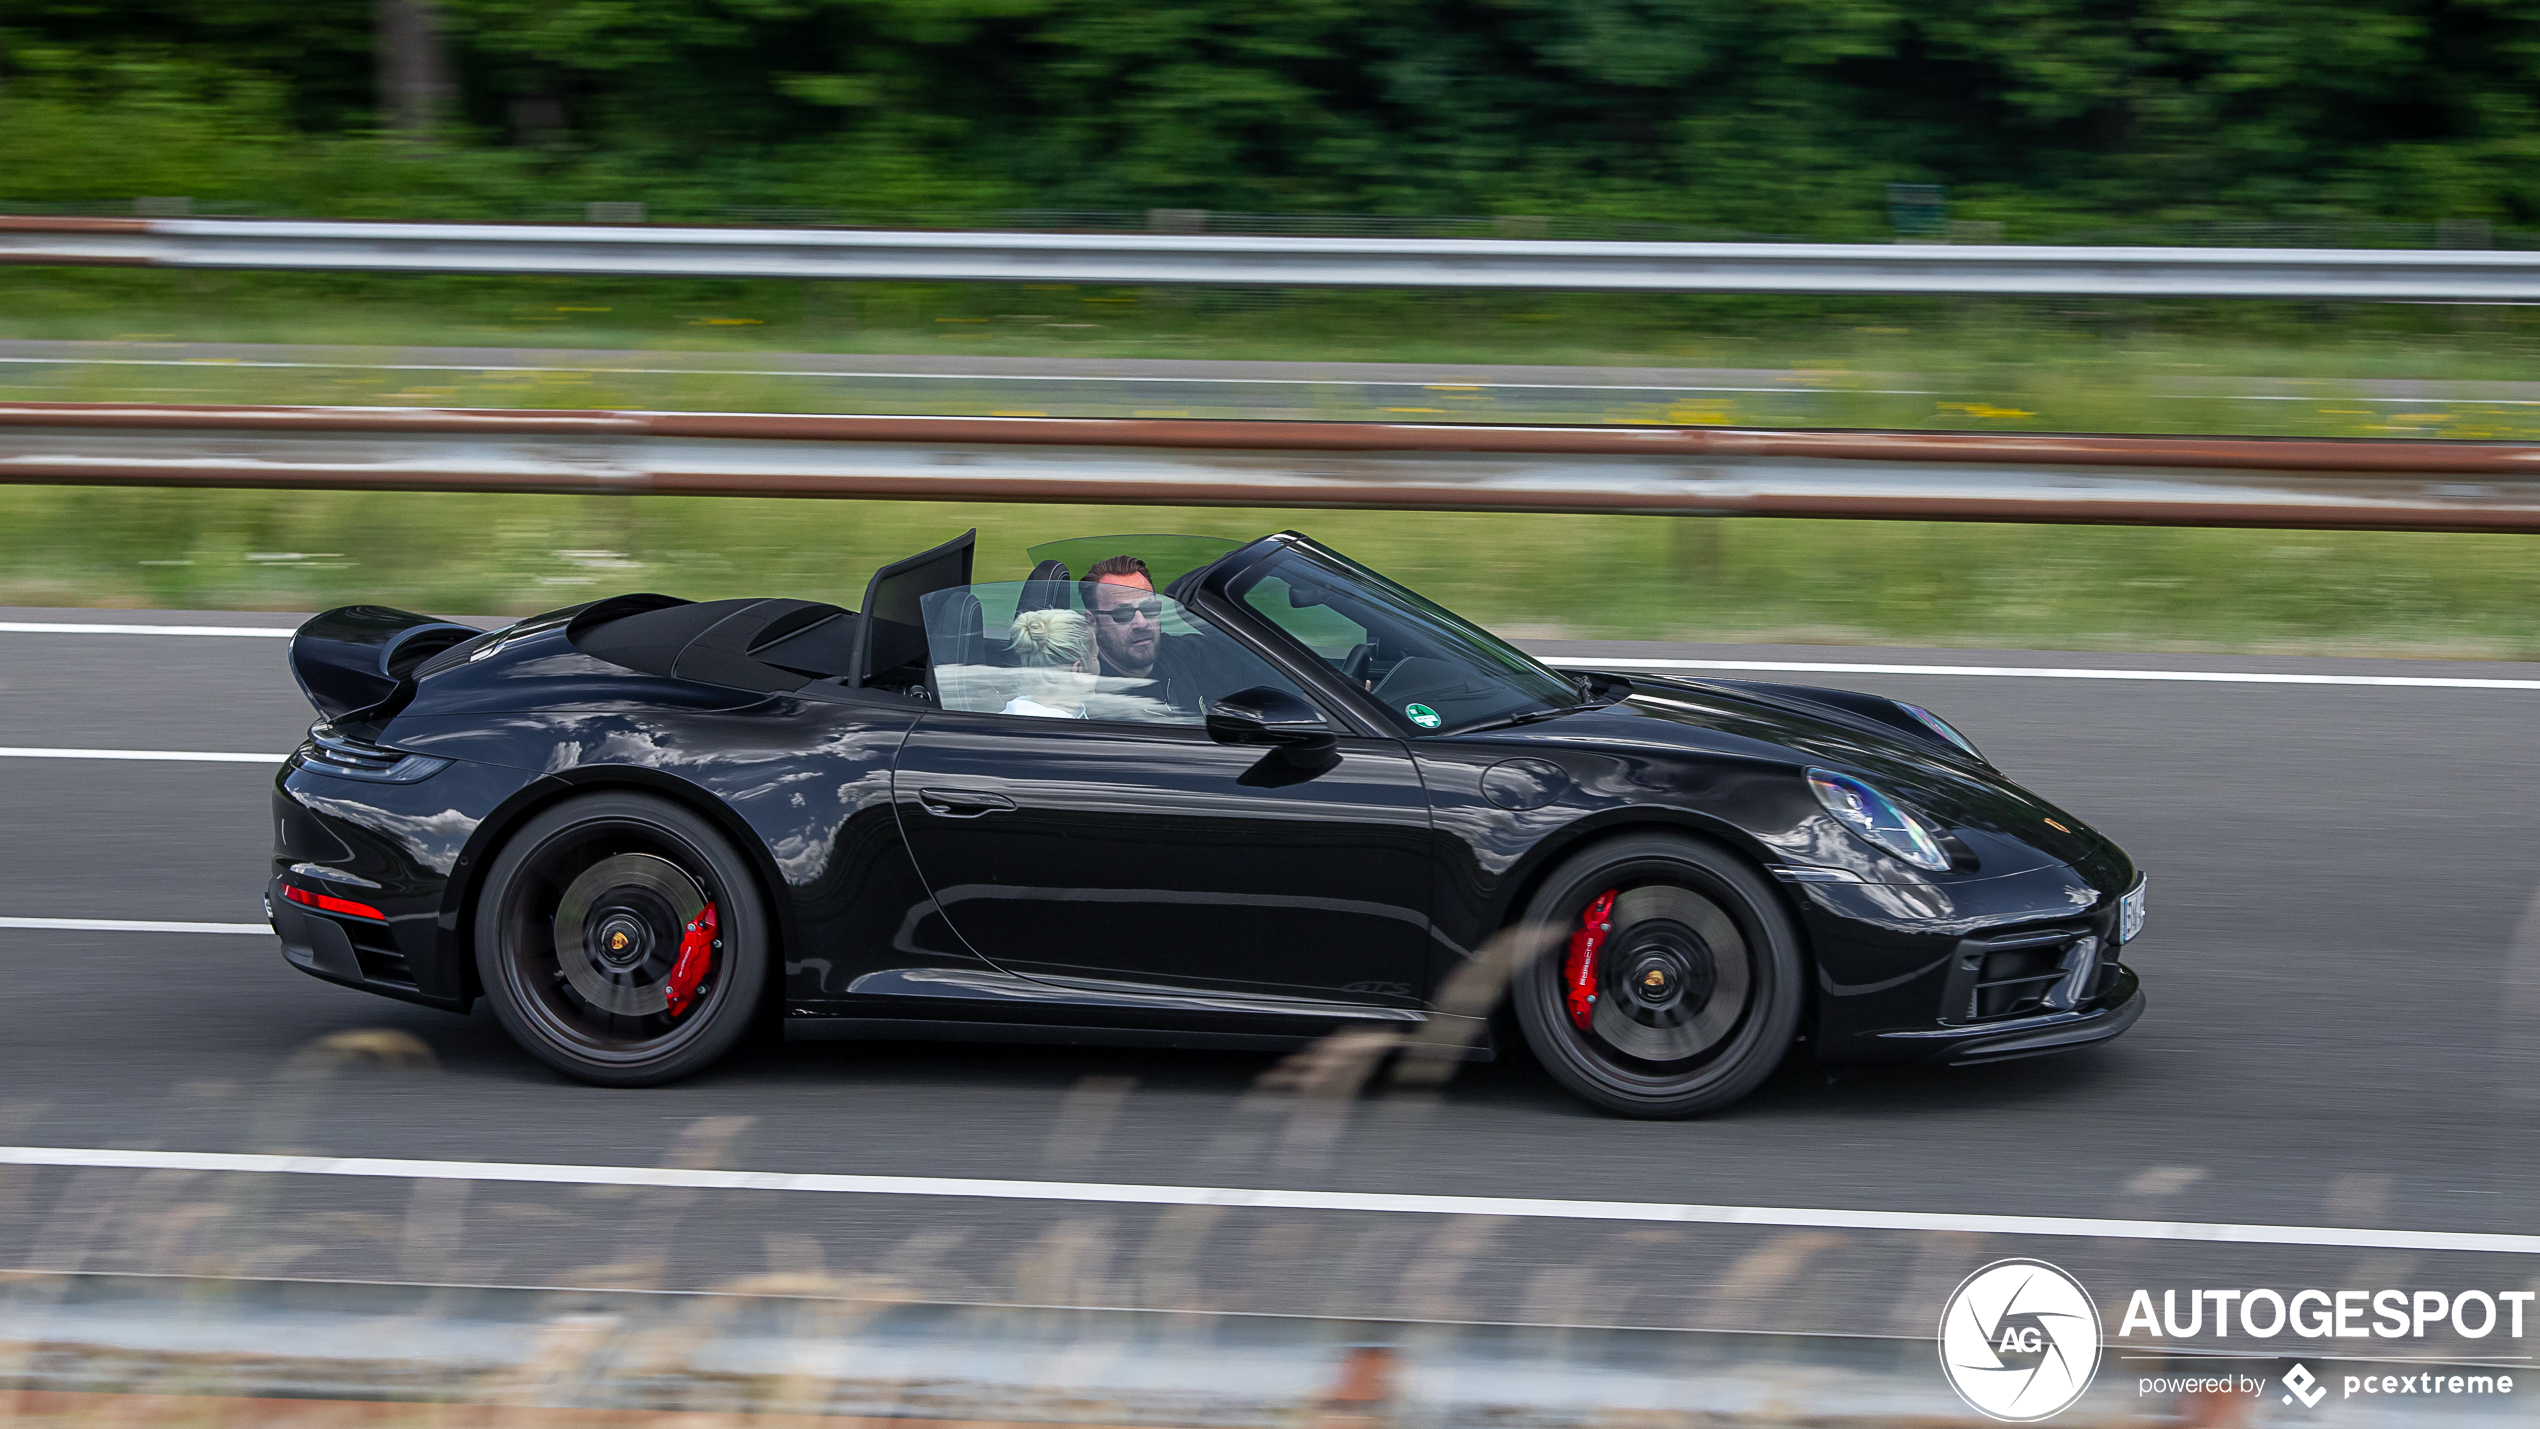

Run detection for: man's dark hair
[[1080, 555, 1153, 605]]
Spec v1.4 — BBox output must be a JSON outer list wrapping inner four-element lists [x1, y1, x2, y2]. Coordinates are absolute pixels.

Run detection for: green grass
[[12, 484, 2540, 660]]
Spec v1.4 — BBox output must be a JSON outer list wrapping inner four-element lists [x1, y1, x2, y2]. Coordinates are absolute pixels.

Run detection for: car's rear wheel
[[1511, 833, 1803, 1118], [475, 792, 770, 1086]]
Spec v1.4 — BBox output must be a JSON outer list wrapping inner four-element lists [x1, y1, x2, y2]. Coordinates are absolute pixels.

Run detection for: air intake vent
[[1948, 930, 2104, 1022]]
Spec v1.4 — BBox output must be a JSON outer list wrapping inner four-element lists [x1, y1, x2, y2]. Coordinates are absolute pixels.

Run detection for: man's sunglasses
[[1093, 599, 1164, 625]]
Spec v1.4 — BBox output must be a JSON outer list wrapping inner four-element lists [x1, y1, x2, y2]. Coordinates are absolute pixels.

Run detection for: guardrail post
[[1671, 515, 1723, 590], [1311, 1343, 1400, 1429]]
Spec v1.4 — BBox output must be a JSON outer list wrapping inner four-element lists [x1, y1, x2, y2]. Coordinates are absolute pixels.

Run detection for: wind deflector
[[852, 529, 974, 687], [291, 606, 486, 723]]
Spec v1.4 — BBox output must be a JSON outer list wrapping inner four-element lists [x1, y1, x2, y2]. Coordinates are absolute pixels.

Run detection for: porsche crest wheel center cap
[[1621, 939, 1705, 1014], [593, 913, 651, 969]]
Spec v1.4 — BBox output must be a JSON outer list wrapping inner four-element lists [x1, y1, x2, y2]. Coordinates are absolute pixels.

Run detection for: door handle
[[917, 788, 1015, 818]]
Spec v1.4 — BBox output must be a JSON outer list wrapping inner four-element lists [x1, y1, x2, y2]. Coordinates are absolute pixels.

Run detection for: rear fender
[[437, 766, 800, 1006]]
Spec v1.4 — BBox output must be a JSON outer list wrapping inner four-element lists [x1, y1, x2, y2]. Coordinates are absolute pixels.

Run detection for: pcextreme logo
[[2284, 1363, 2328, 1408], [1939, 1259, 2104, 1422]]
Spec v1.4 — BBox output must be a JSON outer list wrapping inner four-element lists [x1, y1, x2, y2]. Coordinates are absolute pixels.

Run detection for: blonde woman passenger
[[1002, 607, 1098, 718]]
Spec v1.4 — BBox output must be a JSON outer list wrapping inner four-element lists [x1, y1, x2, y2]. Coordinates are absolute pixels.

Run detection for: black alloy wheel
[[1511, 833, 1804, 1118], [475, 791, 771, 1086]]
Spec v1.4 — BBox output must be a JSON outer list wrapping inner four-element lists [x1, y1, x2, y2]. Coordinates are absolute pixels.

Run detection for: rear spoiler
[[290, 606, 486, 726]]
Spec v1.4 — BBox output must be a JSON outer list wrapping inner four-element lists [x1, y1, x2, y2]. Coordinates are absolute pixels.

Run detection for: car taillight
[[283, 885, 387, 921]]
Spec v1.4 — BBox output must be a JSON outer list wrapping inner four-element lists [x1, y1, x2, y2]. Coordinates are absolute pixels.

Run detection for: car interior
[[566, 532, 1275, 711], [560, 529, 1576, 735]]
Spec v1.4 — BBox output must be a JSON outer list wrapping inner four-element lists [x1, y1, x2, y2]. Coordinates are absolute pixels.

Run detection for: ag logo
[[1939, 1258, 2102, 1422], [1404, 703, 1442, 729]]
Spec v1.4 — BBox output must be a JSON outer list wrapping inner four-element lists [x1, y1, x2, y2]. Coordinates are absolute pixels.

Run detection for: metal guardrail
[[4, 403, 2540, 532], [10, 215, 2540, 298]]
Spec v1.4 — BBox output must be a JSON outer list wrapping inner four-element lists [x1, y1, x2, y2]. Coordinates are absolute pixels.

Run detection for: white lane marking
[[0, 1145, 2529, 1256], [0, 621, 293, 638], [0, 746, 281, 763], [1554, 657, 2540, 691], [0, 918, 269, 935]]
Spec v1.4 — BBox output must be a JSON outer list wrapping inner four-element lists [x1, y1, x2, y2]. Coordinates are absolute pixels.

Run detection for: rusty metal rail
[[5, 401, 2540, 531], [11, 214, 2540, 299]]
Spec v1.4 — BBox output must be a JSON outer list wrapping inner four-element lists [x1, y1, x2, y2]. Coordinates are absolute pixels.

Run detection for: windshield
[[1023, 535, 1246, 596], [1229, 539, 1582, 734]]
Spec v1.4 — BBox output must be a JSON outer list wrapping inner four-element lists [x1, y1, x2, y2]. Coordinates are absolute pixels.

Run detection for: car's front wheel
[[1511, 833, 1803, 1118], [475, 791, 771, 1086]]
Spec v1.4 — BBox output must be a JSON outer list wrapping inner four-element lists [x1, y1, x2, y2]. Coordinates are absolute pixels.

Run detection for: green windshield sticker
[[1405, 703, 1442, 729]]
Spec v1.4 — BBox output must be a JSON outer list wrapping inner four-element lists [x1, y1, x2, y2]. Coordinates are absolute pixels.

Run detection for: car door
[[891, 583, 1434, 1006]]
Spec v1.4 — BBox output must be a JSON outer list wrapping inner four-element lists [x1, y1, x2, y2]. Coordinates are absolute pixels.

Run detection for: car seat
[[1017, 560, 1073, 615]]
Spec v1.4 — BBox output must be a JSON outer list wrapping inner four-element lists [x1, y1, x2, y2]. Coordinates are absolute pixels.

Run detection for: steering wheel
[[1339, 642, 1375, 685]]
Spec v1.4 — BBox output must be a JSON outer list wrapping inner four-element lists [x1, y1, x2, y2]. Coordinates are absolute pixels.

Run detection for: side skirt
[[782, 1016, 1497, 1061], [783, 1019, 1319, 1054]]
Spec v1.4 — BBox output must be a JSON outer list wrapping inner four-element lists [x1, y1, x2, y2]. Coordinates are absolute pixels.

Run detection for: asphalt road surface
[[3, 608, 2536, 1349]]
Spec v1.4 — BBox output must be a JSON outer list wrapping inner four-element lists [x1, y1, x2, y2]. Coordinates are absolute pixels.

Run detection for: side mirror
[[1206, 686, 1336, 753]]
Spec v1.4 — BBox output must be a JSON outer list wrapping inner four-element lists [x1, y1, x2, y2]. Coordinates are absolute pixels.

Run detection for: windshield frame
[[1213, 534, 1585, 737]]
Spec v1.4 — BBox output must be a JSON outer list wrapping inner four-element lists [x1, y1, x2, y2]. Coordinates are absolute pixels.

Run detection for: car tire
[[474, 791, 772, 1087], [1510, 833, 1803, 1118]]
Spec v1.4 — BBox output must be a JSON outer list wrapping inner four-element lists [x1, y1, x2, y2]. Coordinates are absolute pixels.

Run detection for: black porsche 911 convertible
[[269, 529, 2146, 1118]]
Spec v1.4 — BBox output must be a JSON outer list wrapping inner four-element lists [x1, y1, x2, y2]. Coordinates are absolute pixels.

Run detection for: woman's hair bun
[[1008, 606, 1096, 668]]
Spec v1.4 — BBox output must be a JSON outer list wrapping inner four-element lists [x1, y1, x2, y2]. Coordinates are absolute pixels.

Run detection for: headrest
[[1018, 559, 1073, 614]]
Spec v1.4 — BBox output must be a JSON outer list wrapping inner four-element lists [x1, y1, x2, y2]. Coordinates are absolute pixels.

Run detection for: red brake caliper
[[664, 901, 718, 1018], [1562, 889, 1617, 1029]]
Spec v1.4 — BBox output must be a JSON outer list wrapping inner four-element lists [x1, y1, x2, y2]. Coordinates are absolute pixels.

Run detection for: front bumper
[[1798, 848, 2150, 1062], [1871, 963, 2144, 1065]]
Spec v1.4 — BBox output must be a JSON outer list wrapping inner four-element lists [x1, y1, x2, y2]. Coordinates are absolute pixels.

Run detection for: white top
[[1001, 696, 1086, 719]]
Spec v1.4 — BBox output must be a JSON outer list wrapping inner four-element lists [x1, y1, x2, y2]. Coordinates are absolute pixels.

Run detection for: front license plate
[[2119, 878, 2148, 944]]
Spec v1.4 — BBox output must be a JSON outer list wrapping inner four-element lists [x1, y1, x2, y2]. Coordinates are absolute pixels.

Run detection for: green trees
[[2, 0, 2535, 230]]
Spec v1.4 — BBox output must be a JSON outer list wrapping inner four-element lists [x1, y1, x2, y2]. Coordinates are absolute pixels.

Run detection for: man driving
[[1081, 555, 1165, 681], [1068, 550, 1311, 721], [1081, 553, 1263, 715]]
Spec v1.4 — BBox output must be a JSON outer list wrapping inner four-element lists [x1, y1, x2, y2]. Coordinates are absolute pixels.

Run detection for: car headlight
[[1897, 702, 1983, 760], [1807, 768, 1950, 871]]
